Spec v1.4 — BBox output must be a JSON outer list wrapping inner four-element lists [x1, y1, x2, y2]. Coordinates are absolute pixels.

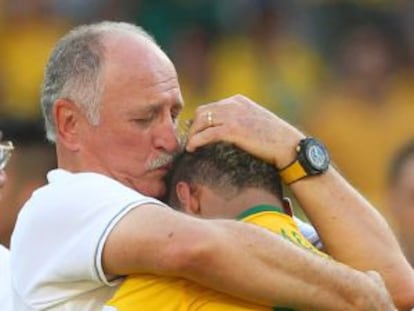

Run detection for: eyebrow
[[140, 99, 183, 115]]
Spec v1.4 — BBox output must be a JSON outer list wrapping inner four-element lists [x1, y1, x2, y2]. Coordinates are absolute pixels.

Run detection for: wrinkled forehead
[[102, 31, 176, 77], [99, 31, 182, 108]]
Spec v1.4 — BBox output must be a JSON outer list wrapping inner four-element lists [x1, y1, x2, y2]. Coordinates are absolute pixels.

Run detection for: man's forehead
[[103, 31, 169, 68], [104, 39, 179, 88]]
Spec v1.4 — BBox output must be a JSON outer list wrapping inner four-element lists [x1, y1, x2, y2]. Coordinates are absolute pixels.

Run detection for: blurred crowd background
[[1, 0, 414, 246]]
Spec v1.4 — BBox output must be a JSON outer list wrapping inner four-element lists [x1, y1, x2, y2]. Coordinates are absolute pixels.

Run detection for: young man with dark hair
[[104, 142, 326, 310]]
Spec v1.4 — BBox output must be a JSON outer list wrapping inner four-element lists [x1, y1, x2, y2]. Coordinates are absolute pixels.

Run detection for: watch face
[[306, 142, 330, 171]]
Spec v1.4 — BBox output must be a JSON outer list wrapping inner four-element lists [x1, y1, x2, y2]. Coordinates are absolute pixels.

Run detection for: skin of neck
[[197, 185, 284, 219]]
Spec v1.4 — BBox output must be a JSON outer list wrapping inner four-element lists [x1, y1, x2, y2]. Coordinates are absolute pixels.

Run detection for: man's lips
[[151, 162, 172, 173]]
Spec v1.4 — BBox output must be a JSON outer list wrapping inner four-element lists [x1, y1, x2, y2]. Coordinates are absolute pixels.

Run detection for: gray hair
[[41, 21, 157, 142]]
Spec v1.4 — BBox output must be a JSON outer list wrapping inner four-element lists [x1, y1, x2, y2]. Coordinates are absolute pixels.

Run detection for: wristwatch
[[279, 137, 330, 185]]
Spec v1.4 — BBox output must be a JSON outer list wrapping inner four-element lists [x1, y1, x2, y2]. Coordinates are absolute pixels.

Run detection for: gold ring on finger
[[207, 111, 213, 127]]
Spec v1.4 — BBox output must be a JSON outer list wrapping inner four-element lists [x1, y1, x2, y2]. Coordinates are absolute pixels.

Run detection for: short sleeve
[[11, 170, 166, 309]]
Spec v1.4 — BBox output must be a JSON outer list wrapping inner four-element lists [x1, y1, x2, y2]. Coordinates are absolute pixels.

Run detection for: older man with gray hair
[[10, 21, 414, 310]]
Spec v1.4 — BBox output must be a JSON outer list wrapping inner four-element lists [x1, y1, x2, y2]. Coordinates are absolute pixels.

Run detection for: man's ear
[[176, 181, 201, 215], [53, 99, 83, 151]]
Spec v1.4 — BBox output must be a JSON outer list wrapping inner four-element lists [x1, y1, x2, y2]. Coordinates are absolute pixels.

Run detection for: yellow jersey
[[104, 205, 325, 311]]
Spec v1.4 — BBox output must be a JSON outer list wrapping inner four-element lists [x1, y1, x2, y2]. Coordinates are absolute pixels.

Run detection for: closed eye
[[171, 111, 179, 125], [171, 104, 182, 125], [133, 112, 155, 127]]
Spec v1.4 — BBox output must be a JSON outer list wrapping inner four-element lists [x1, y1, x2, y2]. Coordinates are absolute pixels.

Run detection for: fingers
[[186, 104, 226, 152], [206, 111, 213, 127], [186, 95, 265, 157], [185, 94, 301, 167], [186, 125, 227, 152], [188, 94, 251, 135], [186, 95, 251, 152], [188, 103, 223, 138]]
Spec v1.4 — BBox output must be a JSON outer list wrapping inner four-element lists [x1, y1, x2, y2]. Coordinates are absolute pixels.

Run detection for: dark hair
[[164, 142, 283, 208], [388, 140, 414, 186]]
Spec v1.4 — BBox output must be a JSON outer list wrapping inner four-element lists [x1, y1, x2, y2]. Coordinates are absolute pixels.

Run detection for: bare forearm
[[291, 168, 414, 309], [185, 95, 407, 309], [180, 220, 394, 310], [104, 205, 394, 310]]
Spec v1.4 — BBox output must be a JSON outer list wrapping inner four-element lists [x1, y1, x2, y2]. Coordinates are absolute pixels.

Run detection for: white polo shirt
[[10, 169, 165, 310]]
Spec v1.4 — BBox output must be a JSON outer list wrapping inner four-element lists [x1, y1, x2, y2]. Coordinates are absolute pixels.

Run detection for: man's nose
[[154, 118, 180, 152]]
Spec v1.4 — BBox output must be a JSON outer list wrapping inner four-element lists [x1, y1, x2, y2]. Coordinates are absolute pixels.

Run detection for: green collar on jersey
[[236, 204, 285, 220]]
